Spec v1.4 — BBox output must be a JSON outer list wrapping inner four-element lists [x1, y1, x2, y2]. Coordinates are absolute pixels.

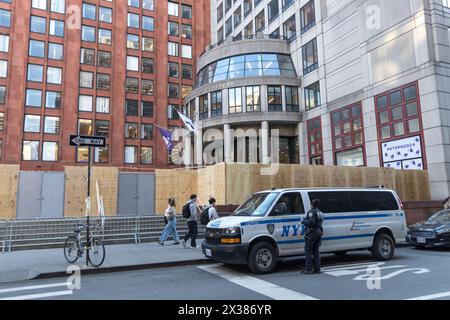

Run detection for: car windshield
[[428, 210, 450, 223], [234, 192, 279, 217]]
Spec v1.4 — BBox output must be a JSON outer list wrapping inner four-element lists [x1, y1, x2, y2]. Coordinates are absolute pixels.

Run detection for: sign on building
[[382, 135, 423, 170]]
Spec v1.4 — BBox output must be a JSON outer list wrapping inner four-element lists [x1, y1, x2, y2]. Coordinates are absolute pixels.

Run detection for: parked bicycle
[[64, 223, 105, 267]]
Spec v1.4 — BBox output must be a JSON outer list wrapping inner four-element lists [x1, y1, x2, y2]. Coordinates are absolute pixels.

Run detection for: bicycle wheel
[[89, 237, 106, 267], [64, 236, 79, 264]]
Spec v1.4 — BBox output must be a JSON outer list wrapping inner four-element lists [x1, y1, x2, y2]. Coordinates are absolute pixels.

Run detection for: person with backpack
[[181, 194, 199, 248], [301, 199, 324, 275], [158, 198, 180, 246], [200, 197, 219, 226]]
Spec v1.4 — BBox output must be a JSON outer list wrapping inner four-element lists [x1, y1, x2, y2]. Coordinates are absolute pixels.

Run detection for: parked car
[[407, 210, 450, 248]]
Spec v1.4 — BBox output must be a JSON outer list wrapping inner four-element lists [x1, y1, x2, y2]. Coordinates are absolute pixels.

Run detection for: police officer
[[301, 199, 324, 274]]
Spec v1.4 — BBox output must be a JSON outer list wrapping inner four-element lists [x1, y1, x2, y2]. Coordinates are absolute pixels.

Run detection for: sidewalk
[[0, 240, 209, 283]]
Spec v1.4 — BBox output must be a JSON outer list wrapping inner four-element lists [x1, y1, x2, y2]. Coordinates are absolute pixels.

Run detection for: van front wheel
[[372, 233, 395, 261], [248, 241, 278, 274]]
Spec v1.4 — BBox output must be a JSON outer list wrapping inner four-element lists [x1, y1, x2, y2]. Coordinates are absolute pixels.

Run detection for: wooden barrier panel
[[0, 165, 20, 220], [155, 164, 431, 212], [64, 166, 118, 217]]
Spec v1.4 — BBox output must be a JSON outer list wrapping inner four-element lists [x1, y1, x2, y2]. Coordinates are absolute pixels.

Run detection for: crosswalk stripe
[[0, 290, 73, 300], [198, 264, 318, 300], [405, 291, 450, 300], [0, 282, 70, 294]]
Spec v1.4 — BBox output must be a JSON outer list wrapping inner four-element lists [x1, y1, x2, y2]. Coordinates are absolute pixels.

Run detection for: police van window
[[234, 192, 279, 217], [308, 192, 353, 213], [349, 191, 399, 211], [271, 192, 305, 216]]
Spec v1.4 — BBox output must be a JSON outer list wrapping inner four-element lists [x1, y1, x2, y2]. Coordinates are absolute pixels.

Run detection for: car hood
[[410, 221, 449, 231], [207, 216, 260, 229]]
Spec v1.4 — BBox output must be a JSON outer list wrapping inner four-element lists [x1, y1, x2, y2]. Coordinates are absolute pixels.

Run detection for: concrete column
[[282, 86, 287, 112], [261, 85, 268, 112], [222, 89, 229, 115], [297, 121, 307, 165], [261, 121, 270, 164], [183, 133, 192, 167], [195, 129, 203, 166], [224, 124, 233, 163]]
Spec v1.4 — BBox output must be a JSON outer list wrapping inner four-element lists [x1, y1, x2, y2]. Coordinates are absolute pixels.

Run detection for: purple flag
[[159, 127, 174, 152]]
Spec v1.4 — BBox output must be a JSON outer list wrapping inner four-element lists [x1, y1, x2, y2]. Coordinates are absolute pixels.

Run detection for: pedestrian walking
[[159, 198, 180, 245], [200, 197, 220, 225], [301, 199, 324, 275], [181, 194, 199, 248]]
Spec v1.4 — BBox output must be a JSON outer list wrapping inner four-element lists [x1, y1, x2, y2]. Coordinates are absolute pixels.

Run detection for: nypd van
[[201, 188, 407, 274]]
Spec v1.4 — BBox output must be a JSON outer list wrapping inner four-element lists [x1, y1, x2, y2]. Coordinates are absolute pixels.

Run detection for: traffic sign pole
[[86, 146, 92, 267]]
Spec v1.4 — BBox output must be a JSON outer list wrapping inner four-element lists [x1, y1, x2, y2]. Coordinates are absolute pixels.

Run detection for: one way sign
[[70, 135, 106, 147]]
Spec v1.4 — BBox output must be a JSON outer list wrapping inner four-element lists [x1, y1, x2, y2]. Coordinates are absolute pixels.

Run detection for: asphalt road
[[0, 247, 449, 300]]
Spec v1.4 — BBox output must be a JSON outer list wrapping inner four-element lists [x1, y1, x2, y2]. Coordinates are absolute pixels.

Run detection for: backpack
[[200, 207, 211, 225], [311, 209, 324, 234], [182, 203, 191, 219]]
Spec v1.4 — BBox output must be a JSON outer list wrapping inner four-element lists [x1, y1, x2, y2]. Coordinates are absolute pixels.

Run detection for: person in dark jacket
[[301, 199, 324, 274], [182, 194, 199, 248]]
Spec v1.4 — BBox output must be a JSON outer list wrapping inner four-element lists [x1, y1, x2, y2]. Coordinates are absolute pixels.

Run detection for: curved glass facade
[[195, 53, 297, 87]]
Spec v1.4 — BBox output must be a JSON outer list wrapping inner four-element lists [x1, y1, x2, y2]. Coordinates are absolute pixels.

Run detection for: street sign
[[70, 135, 106, 147]]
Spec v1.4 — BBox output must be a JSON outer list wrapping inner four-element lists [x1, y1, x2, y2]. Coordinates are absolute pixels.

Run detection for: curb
[[33, 258, 215, 280]]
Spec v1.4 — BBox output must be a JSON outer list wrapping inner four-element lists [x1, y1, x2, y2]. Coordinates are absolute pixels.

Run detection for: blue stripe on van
[[239, 213, 392, 226], [278, 233, 375, 245]]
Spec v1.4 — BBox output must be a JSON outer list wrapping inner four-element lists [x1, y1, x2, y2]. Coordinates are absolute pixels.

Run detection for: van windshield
[[234, 192, 279, 217]]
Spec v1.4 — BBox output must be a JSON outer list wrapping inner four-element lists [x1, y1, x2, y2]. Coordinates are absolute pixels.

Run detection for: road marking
[[0, 290, 73, 300], [325, 265, 407, 277], [0, 282, 71, 294], [322, 262, 385, 271], [405, 291, 450, 300], [198, 264, 318, 300]]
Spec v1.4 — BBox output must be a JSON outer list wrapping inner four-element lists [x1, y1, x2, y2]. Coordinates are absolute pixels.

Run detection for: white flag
[[177, 111, 198, 133]]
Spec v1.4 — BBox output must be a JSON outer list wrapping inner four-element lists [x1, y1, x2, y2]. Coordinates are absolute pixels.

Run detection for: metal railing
[[0, 214, 216, 252]]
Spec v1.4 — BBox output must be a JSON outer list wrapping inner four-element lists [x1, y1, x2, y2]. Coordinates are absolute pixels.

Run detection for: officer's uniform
[[302, 207, 324, 273]]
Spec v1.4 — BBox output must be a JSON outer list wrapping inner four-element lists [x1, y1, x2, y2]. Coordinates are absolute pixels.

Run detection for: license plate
[[205, 249, 212, 257], [417, 237, 426, 244]]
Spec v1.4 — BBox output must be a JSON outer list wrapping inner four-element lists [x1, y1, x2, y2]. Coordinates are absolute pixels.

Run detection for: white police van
[[201, 188, 407, 274]]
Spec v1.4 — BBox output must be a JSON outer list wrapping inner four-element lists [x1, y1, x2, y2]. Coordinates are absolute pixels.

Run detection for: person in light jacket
[[206, 197, 219, 222], [182, 194, 199, 248], [158, 198, 180, 245]]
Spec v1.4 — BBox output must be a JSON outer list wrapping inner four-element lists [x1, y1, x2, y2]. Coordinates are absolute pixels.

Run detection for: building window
[[142, 37, 154, 52], [98, 51, 112, 67], [0, 35, 9, 52], [300, 0, 316, 34], [225, 17, 232, 37], [168, 62, 179, 78], [141, 147, 153, 165], [125, 122, 138, 139], [49, 19, 65, 37], [42, 142, 58, 162], [0, 60, 7, 77], [142, 101, 153, 117], [26, 89, 42, 107], [182, 4, 192, 19], [229, 87, 243, 114], [125, 146, 138, 164], [217, 2, 223, 22], [225, 0, 232, 13], [307, 117, 323, 165], [0, 86, 5, 104], [199, 94, 209, 120], [95, 120, 109, 137], [28, 64, 44, 82], [142, 80, 154, 96], [127, 56, 139, 71], [182, 64, 192, 79], [82, 3, 96, 19], [168, 2, 179, 16], [182, 85, 192, 99], [44, 116, 60, 134], [168, 83, 179, 99], [126, 77, 139, 94], [30, 16, 46, 34], [302, 38, 318, 74], [126, 99, 139, 116], [268, 85, 282, 112], [268, 0, 279, 24], [82, 25, 96, 42], [46, 91, 61, 109], [211, 91, 223, 117], [246, 86, 261, 112], [96, 97, 110, 113], [22, 141, 39, 161], [168, 21, 179, 37], [78, 119, 93, 136], [143, 16, 154, 31], [168, 42, 179, 56], [128, 13, 140, 28], [99, 7, 112, 23], [127, 34, 139, 50], [244, 21, 253, 38], [376, 83, 425, 169], [97, 73, 111, 90], [94, 147, 109, 163], [283, 15, 296, 42], [80, 71, 94, 88], [142, 58, 154, 73], [98, 28, 112, 45], [282, 0, 295, 11], [181, 24, 192, 39], [29, 40, 45, 58], [304, 81, 320, 110], [78, 95, 93, 112], [285, 86, 299, 112], [47, 67, 62, 84], [244, 0, 252, 18], [141, 124, 153, 140], [24, 115, 41, 133], [168, 105, 180, 119], [48, 43, 64, 60], [0, 9, 11, 28], [234, 6, 242, 28], [331, 103, 365, 167], [0, 112, 4, 132], [255, 10, 265, 32], [181, 45, 192, 59]]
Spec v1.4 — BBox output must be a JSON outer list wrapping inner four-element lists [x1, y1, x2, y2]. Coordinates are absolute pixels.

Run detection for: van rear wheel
[[372, 233, 395, 261], [248, 241, 278, 274]]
